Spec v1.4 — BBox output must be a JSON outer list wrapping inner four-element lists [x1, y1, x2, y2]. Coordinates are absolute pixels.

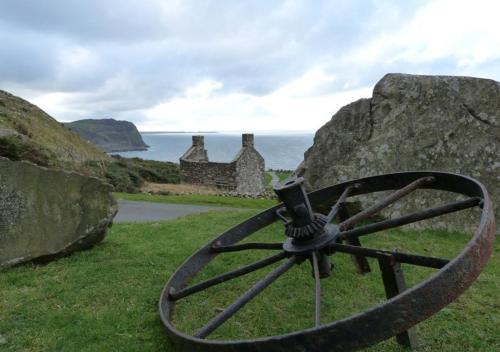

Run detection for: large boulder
[[0, 157, 117, 268], [298, 73, 499, 233]]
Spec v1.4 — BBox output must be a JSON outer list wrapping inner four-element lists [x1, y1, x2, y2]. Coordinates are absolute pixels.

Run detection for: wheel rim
[[159, 171, 495, 352]]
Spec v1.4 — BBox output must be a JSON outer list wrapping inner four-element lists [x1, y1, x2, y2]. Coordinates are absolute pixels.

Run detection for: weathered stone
[[0, 157, 118, 268], [297, 73, 499, 233], [180, 134, 265, 196]]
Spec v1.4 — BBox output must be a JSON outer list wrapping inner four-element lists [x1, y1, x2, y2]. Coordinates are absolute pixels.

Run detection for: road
[[269, 171, 280, 187], [114, 199, 237, 222]]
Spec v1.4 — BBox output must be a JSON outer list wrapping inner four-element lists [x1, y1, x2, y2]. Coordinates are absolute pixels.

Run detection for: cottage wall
[[179, 159, 238, 190], [179, 134, 265, 195], [235, 135, 265, 195]]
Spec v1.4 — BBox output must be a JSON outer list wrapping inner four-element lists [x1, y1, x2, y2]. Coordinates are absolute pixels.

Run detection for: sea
[[116, 132, 315, 170]]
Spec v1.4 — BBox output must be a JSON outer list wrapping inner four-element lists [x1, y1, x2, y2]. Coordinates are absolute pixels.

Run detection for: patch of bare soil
[[141, 182, 222, 195]]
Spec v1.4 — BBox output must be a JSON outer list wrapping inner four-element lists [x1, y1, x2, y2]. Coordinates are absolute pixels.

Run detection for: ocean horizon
[[116, 132, 315, 170]]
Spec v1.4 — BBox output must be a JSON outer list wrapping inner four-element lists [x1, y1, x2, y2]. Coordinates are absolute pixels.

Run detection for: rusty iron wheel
[[159, 171, 495, 352]]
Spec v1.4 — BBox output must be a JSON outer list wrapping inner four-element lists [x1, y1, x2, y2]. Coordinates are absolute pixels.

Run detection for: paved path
[[115, 200, 237, 222], [269, 171, 280, 187]]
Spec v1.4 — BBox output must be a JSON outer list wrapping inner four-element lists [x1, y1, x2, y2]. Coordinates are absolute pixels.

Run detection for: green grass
[[114, 192, 278, 209], [264, 171, 273, 186], [1, 211, 499, 351], [265, 170, 293, 187], [276, 170, 293, 182]]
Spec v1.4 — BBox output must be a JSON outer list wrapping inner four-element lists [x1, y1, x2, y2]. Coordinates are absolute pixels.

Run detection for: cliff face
[[297, 73, 499, 233], [66, 119, 149, 153], [0, 90, 109, 168]]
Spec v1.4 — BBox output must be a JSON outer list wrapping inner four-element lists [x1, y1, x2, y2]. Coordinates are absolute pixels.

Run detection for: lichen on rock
[[0, 157, 118, 268], [0, 182, 27, 237]]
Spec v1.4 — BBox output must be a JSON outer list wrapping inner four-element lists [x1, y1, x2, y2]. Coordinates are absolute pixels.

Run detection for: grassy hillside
[[0, 90, 180, 192], [0, 90, 108, 169]]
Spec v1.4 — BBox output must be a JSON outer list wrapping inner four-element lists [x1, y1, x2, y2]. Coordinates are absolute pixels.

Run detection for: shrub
[[104, 162, 143, 193], [0, 136, 50, 166]]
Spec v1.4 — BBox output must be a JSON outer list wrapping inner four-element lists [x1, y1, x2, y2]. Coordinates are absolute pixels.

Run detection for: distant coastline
[[107, 146, 149, 153], [140, 130, 315, 135], [141, 131, 219, 134], [116, 132, 314, 170]]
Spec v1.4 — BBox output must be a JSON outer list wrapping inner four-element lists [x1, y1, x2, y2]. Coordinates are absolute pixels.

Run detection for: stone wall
[[297, 73, 499, 234], [235, 135, 266, 195], [180, 159, 238, 190], [179, 134, 265, 195]]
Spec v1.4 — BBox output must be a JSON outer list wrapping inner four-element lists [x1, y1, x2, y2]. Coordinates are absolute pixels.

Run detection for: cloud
[[0, 0, 171, 43], [142, 69, 372, 132], [348, 0, 500, 74], [0, 0, 499, 131]]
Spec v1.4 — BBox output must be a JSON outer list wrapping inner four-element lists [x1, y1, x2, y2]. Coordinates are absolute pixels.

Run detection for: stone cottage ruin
[[179, 134, 265, 195]]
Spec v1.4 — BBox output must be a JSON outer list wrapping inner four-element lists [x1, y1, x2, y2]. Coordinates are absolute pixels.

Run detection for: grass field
[[1, 209, 498, 352], [265, 170, 294, 187], [114, 192, 277, 209], [264, 171, 273, 186], [275, 170, 293, 182]]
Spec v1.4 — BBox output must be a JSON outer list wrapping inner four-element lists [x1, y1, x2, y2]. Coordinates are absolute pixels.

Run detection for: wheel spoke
[[275, 207, 290, 224], [194, 256, 299, 339], [339, 176, 435, 230], [327, 243, 449, 269], [340, 197, 481, 240], [336, 201, 372, 274], [211, 242, 283, 253], [169, 252, 288, 301], [325, 184, 356, 223], [311, 252, 321, 327]]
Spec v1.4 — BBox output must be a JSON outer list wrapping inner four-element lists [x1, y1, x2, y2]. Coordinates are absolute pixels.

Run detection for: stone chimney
[[192, 135, 205, 148], [242, 133, 254, 148], [180, 135, 208, 161]]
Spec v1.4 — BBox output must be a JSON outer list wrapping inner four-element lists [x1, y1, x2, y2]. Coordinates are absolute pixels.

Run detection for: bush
[[110, 156, 180, 184], [0, 136, 50, 166], [104, 162, 143, 193], [84, 156, 180, 193]]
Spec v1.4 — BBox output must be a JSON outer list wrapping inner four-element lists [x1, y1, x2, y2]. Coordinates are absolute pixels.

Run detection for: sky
[[1, 0, 499, 132]]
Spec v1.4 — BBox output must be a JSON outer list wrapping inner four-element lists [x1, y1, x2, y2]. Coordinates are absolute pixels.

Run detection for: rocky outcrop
[[0, 157, 117, 268], [298, 73, 499, 233], [66, 119, 149, 152]]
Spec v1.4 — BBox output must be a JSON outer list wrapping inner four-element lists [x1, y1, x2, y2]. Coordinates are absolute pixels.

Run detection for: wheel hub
[[282, 226, 339, 255], [275, 177, 339, 276]]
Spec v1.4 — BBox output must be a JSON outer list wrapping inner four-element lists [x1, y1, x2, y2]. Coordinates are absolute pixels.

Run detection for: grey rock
[[0, 157, 117, 268], [298, 73, 499, 233]]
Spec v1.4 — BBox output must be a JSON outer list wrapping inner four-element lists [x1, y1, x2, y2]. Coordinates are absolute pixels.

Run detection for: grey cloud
[[0, 23, 60, 85], [0, 0, 169, 43], [0, 0, 449, 122]]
